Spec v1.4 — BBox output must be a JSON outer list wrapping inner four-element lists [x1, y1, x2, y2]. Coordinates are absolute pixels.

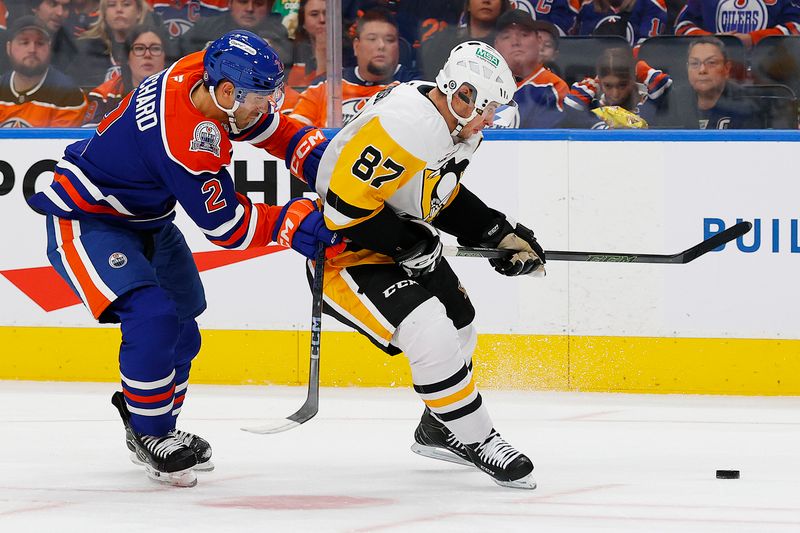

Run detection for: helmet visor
[[234, 84, 285, 114]]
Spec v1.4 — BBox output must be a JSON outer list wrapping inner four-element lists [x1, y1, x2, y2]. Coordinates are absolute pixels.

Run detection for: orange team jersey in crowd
[[0, 0, 7, 30], [0, 68, 87, 127], [291, 66, 421, 127], [287, 63, 323, 90], [84, 73, 125, 127]]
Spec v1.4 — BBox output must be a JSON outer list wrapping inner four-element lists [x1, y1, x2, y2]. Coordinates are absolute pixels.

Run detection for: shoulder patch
[[190, 121, 222, 157]]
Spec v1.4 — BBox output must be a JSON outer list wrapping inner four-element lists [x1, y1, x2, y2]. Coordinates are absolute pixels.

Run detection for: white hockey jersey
[[315, 81, 482, 236]]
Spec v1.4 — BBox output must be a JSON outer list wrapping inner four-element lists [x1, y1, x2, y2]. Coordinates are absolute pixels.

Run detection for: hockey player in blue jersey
[[27, 30, 340, 487]]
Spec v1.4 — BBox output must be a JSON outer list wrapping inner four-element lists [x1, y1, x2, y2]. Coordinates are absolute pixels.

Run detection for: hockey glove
[[272, 198, 342, 260], [484, 219, 546, 277], [635, 61, 672, 100], [393, 220, 443, 278], [286, 126, 328, 190]]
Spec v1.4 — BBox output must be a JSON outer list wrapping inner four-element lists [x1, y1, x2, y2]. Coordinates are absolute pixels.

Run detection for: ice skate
[[464, 429, 536, 489], [112, 392, 198, 487], [127, 428, 214, 472], [410, 407, 472, 467]]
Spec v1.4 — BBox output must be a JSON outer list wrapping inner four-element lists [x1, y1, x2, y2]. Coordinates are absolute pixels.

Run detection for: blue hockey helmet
[[203, 30, 285, 104]]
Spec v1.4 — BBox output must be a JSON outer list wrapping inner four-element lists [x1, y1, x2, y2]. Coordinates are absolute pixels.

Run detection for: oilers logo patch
[[510, 0, 535, 17], [0, 118, 33, 128], [715, 0, 768, 33], [190, 121, 221, 157], [342, 97, 370, 125], [109, 252, 128, 268]]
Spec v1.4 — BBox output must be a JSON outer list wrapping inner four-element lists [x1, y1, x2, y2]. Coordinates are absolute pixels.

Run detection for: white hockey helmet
[[435, 41, 517, 134]]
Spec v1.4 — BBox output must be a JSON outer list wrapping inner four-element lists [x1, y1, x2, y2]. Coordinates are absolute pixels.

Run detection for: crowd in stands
[[0, 0, 799, 128]]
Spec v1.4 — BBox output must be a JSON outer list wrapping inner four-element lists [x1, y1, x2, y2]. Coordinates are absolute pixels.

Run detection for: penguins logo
[[421, 158, 469, 220]]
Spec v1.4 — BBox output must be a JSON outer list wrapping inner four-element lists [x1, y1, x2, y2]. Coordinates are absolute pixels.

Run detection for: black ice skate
[[126, 428, 214, 472], [410, 407, 472, 467], [464, 429, 536, 490], [111, 392, 198, 487]]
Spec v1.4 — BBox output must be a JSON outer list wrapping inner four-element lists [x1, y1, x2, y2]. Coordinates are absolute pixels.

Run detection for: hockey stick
[[442, 221, 752, 264], [241, 242, 326, 434]]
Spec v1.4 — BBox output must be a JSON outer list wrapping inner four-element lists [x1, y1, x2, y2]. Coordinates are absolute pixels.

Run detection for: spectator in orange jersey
[[83, 23, 166, 126], [287, 0, 326, 90], [290, 8, 420, 127], [0, 16, 86, 127]]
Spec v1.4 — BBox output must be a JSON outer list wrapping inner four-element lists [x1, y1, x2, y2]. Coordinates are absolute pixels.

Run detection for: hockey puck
[[716, 469, 740, 479]]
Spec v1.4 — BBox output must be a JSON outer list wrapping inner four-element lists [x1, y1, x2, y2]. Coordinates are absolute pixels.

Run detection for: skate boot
[[112, 392, 198, 487], [464, 429, 536, 489], [410, 407, 472, 466], [126, 428, 214, 472]]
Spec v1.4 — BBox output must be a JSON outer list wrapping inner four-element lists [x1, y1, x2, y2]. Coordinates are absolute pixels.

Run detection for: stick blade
[[241, 419, 301, 435]]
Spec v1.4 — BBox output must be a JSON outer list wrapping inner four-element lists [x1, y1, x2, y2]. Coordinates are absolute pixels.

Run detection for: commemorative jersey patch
[[190, 121, 221, 156], [109, 252, 128, 268]]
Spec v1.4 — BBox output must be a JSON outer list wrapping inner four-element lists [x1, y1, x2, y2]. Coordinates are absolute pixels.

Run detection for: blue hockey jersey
[[675, 0, 800, 43], [572, 0, 667, 44], [28, 51, 316, 250]]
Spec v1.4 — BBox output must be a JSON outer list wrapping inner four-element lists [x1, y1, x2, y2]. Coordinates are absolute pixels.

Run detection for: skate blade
[[194, 459, 215, 472], [145, 465, 197, 487], [492, 473, 537, 490], [410, 443, 473, 467], [131, 452, 213, 472]]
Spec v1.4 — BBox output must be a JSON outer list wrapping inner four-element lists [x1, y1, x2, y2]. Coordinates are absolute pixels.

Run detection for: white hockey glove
[[487, 221, 546, 277], [393, 220, 443, 278]]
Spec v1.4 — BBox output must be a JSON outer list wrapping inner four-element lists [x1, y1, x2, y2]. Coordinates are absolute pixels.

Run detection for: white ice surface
[[1, 381, 799, 532]]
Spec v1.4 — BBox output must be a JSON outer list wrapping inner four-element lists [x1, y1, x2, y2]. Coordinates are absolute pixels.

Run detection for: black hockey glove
[[482, 219, 546, 277], [393, 220, 443, 278]]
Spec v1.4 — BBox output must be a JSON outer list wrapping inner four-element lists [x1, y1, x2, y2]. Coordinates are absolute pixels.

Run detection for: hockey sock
[[393, 298, 492, 444], [172, 319, 201, 420], [113, 286, 181, 436]]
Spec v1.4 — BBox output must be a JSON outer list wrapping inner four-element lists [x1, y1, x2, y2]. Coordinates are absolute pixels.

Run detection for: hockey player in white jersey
[[311, 41, 545, 489]]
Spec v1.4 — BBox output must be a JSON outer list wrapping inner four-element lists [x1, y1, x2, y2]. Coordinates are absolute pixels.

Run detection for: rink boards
[[1, 129, 798, 394]]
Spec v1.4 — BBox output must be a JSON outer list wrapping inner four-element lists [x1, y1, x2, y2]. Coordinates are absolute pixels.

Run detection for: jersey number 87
[[351, 145, 405, 189]]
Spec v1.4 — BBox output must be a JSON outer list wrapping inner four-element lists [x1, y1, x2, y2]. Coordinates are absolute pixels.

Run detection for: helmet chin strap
[[209, 85, 242, 134], [445, 91, 478, 137]]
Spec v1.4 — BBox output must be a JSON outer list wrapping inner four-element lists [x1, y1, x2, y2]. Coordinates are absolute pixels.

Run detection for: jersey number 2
[[351, 146, 405, 188], [202, 178, 227, 213]]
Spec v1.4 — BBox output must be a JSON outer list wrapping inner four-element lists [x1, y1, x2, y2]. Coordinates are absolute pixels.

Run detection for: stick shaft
[[443, 221, 751, 264]]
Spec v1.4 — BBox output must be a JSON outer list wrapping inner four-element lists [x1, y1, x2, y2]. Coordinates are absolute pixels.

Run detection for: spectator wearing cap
[[492, 9, 568, 128], [290, 8, 421, 127], [571, 0, 666, 46], [83, 23, 167, 126], [532, 19, 560, 73], [418, 0, 512, 81], [179, 0, 292, 65], [0, 15, 87, 127]]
